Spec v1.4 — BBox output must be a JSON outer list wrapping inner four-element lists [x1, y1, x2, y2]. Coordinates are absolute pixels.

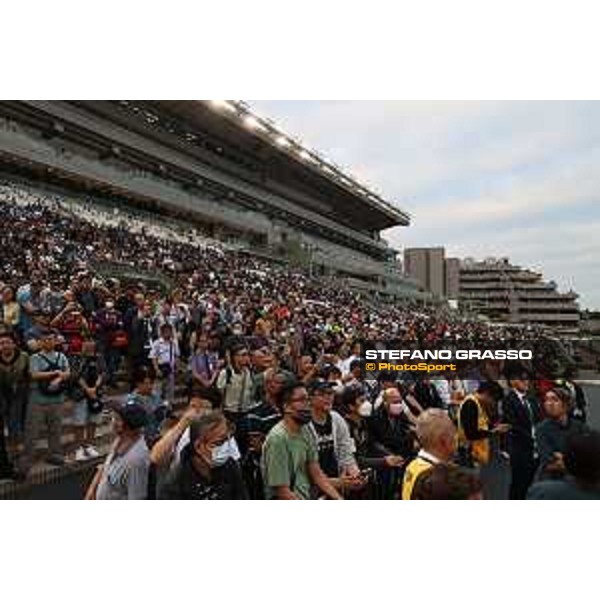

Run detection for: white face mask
[[388, 403, 404, 417], [211, 437, 240, 467], [358, 401, 373, 417], [105, 302, 114, 309]]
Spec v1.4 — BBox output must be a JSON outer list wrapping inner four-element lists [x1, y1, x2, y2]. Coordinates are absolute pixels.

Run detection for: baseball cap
[[307, 379, 337, 394], [349, 358, 363, 371], [114, 400, 148, 430], [38, 327, 58, 339]]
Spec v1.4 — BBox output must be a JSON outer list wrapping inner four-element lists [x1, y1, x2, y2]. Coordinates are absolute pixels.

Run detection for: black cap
[[307, 379, 337, 394], [323, 364, 341, 377], [114, 400, 148, 430], [339, 385, 365, 406], [38, 326, 58, 338]]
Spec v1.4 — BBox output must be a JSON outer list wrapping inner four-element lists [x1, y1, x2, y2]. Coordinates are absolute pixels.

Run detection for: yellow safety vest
[[457, 394, 490, 465], [402, 456, 436, 500]]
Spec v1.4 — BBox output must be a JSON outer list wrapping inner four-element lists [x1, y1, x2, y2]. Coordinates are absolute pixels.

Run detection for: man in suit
[[413, 378, 444, 410], [126, 298, 156, 387], [503, 367, 541, 499]]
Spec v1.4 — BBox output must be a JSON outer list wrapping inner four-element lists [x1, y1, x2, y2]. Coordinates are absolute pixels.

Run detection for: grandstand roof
[[141, 101, 410, 231]]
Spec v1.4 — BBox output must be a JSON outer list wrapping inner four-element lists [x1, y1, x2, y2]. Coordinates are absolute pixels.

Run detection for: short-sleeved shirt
[[149, 338, 179, 367], [29, 351, 70, 405], [96, 436, 150, 500], [310, 414, 339, 477], [261, 421, 318, 500]]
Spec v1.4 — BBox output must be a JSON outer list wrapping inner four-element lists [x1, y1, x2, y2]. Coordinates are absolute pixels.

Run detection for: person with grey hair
[[402, 408, 458, 500], [158, 411, 248, 500]]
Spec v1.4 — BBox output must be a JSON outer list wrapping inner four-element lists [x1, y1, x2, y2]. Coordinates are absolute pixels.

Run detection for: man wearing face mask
[[158, 412, 248, 500], [373, 372, 399, 410], [369, 387, 415, 459], [261, 381, 343, 500]]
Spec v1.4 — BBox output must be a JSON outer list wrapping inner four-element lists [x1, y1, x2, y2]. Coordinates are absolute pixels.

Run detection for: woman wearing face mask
[[341, 386, 405, 473], [158, 411, 248, 500]]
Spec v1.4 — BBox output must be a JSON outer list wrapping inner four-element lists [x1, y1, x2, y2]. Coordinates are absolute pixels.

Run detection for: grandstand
[[0, 101, 421, 300]]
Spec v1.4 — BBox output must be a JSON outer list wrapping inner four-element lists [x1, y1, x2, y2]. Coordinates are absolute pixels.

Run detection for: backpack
[[37, 353, 67, 396]]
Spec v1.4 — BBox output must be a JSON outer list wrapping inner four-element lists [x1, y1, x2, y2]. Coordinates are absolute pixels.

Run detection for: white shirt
[[513, 389, 538, 455], [339, 354, 360, 377], [417, 449, 442, 465], [431, 378, 450, 407], [149, 337, 179, 366]]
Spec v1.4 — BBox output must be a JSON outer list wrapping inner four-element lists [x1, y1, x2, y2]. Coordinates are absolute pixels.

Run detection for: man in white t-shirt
[[149, 323, 179, 403]]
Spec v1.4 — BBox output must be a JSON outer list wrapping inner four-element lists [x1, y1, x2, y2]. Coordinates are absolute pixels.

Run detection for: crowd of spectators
[[0, 178, 598, 500]]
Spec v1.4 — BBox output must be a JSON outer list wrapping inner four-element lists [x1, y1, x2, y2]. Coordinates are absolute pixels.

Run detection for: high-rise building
[[404, 247, 459, 300], [445, 257, 460, 300]]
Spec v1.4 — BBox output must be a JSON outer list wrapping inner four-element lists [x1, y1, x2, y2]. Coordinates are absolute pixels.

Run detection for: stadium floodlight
[[209, 100, 237, 113]]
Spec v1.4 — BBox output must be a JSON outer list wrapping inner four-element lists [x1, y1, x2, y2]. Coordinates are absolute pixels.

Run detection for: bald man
[[402, 408, 458, 500]]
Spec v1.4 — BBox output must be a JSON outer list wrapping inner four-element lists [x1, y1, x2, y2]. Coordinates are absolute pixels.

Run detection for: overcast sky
[[252, 101, 600, 310]]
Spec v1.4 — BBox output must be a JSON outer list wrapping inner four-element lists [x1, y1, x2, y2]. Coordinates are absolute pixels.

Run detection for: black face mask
[[292, 408, 312, 425]]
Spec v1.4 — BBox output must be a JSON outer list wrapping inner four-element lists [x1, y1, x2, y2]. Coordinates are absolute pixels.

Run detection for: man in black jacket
[[503, 368, 542, 499], [527, 429, 600, 500], [368, 387, 415, 459], [159, 412, 248, 500], [413, 378, 443, 410], [126, 298, 155, 387]]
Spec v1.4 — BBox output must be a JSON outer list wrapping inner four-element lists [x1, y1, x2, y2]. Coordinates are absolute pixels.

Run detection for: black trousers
[[0, 413, 14, 475], [509, 453, 538, 500]]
